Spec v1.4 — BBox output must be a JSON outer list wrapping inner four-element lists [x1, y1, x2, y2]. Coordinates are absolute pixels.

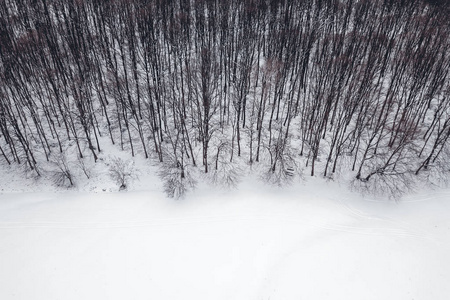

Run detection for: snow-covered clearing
[[1, 175, 450, 300]]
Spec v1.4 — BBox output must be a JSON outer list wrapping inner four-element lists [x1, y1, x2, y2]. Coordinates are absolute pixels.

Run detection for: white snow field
[[1, 175, 450, 300]]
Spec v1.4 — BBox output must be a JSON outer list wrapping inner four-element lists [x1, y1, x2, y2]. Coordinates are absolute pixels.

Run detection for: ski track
[[0, 191, 439, 241], [335, 197, 436, 242], [0, 213, 434, 241], [360, 190, 450, 203]]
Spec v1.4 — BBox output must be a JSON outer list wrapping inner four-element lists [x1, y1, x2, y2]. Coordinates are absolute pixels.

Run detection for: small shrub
[[108, 157, 138, 190], [51, 154, 75, 187], [211, 159, 241, 189], [158, 150, 196, 199]]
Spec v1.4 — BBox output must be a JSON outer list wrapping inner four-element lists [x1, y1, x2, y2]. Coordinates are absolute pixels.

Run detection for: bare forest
[[0, 0, 449, 197]]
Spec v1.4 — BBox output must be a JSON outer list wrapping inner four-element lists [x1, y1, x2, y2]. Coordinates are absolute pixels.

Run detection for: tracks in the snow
[[0, 208, 436, 242], [334, 197, 436, 242]]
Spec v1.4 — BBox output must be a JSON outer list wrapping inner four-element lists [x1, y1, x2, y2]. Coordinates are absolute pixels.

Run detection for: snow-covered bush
[[261, 140, 299, 187], [50, 154, 75, 187], [210, 159, 242, 189], [158, 149, 196, 199], [209, 139, 242, 189], [351, 170, 415, 200], [108, 157, 138, 190]]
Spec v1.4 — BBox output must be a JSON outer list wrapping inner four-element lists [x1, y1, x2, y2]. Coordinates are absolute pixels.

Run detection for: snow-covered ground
[[1, 167, 450, 299]]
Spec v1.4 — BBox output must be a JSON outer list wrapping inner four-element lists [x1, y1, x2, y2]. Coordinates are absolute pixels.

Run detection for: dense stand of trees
[[0, 0, 449, 197]]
